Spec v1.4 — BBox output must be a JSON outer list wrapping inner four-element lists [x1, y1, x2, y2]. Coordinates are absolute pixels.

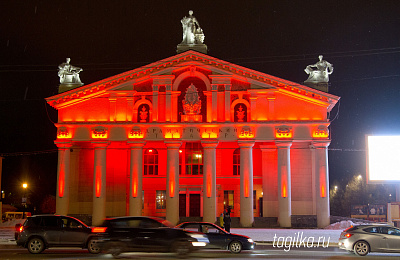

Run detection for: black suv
[[16, 215, 101, 254], [97, 216, 208, 258]]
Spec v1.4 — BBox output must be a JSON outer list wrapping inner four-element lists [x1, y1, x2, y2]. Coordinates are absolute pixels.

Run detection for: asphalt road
[[3, 245, 400, 260]]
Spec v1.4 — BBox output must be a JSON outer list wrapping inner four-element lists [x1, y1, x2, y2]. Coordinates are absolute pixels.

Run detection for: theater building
[[47, 48, 339, 227]]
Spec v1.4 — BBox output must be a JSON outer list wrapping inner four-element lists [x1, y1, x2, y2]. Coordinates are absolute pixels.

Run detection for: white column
[[313, 141, 330, 228], [92, 142, 108, 226], [166, 84, 172, 122], [201, 140, 218, 223], [165, 141, 181, 225], [238, 141, 255, 227], [224, 84, 231, 122], [211, 84, 218, 122], [276, 141, 292, 227], [128, 141, 145, 216], [152, 85, 159, 122], [55, 142, 72, 216]]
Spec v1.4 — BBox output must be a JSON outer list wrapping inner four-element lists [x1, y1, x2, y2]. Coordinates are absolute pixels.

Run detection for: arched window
[[234, 103, 247, 122], [144, 148, 158, 175], [233, 148, 240, 175], [185, 142, 203, 175], [137, 104, 150, 123]]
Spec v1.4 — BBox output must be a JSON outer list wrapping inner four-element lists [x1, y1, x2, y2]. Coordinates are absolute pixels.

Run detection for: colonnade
[[55, 140, 330, 227]]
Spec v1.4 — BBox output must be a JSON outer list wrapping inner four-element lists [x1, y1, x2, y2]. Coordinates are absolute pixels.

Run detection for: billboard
[[367, 135, 400, 183]]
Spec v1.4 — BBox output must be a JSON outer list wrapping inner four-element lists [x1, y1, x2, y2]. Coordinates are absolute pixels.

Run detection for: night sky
[[1, 1, 399, 201]]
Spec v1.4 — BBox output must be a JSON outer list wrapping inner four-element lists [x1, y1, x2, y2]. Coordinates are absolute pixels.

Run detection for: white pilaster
[[201, 140, 218, 223], [128, 141, 145, 216], [55, 142, 72, 216], [152, 85, 159, 122], [313, 141, 330, 228], [211, 84, 218, 122], [224, 84, 231, 122], [276, 141, 292, 227], [92, 142, 108, 226], [165, 141, 181, 225], [238, 140, 255, 227]]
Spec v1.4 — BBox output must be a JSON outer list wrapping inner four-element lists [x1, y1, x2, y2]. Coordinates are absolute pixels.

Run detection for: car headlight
[[248, 238, 254, 243]]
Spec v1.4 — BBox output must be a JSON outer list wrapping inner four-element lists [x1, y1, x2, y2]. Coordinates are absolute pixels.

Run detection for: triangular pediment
[[46, 50, 339, 110]]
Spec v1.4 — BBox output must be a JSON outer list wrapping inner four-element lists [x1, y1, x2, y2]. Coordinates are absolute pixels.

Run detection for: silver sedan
[[339, 224, 400, 256]]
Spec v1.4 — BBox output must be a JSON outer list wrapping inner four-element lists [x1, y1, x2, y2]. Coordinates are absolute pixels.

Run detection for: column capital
[[275, 141, 292, 149], [127, 141, 146, 148], [91, 141, 109, 148], [311, 141, 331, 149], [238, 140, 255, 148], [164, 141, 182, 149], [259, 144, 276, 152], [54, 141, 72, 149], [201, 140, 219, 149]]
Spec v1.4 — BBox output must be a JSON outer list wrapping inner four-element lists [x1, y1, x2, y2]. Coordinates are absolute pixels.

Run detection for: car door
[[200, 224, 228, 249], [382, 227, 400, 252], [40, 216, 62, 246], [59, 217, 90, 246], [136, 218, 165, 249]]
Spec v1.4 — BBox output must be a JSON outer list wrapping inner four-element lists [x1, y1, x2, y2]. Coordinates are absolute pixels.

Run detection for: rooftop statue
[[58, 58, 83, 84], [304, 55, 333, 83], [181, 10, 205, 44]]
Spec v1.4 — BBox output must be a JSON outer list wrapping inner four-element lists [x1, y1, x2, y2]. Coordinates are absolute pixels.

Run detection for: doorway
[[189, 194, 201, 217]]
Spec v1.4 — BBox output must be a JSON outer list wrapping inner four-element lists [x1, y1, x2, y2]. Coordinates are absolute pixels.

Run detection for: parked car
[[16, 215, 102, 254], [96, 216, 209, 258], [339, 224, 400, 256], [175, 222, 255, 253]]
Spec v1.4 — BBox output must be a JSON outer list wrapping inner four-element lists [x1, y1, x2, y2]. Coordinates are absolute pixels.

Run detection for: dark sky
[[0, 1, 399, 197]]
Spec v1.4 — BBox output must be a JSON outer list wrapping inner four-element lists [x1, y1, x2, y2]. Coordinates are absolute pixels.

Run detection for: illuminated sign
[[201, 128, 218, 139], [164, 128, 181, 139], [275, 126, 292, 139], [92, 128, 108, 139], [367, 136, 400, 183]]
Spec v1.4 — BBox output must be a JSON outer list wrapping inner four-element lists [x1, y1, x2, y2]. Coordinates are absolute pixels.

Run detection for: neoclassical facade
[[46, 50, 340, 227]]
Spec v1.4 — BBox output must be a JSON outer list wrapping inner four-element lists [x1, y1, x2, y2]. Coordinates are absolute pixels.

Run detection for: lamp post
[[22, 183, 27, 218]]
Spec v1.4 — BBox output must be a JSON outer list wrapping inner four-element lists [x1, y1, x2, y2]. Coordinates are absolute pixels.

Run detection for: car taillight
[[19, 226, 24, 233], [92, 227, 107, 233], [344, 233, 352, 238]]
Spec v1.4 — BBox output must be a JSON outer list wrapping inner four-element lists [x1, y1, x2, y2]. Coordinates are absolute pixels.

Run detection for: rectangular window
[[224, 190, 234, 209], [156, 190, 166, 209], [253, 190, 257, 209]]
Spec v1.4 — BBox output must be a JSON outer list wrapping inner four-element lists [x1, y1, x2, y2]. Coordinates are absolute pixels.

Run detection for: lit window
[[185, 142, 203, 175], [233, 148, 240, 176], [156, 190, 166, 209], [224, 190, 234, 209], [144, 149, 158, 176]]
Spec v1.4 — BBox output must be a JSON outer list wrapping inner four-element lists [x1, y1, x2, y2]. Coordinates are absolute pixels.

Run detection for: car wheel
[[87, 238, 101, 254], [353, 241, 369, 256], [172, 240, 191, 257], [229, 241, 242, 253], [27, 237, 45, 254]]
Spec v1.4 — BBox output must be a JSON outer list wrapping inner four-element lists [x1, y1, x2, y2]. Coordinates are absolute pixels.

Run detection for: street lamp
[[22, 183, 28, 218]]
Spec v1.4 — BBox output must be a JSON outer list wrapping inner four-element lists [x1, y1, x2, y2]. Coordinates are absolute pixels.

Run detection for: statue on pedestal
[[58, 58, 83, 84], [181, 10, 205, 45], [304, 55, 333, 83]]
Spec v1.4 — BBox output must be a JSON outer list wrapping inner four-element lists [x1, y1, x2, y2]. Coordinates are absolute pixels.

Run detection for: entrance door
[[189, 194, 201, 217], [179, 194, 186, 217]]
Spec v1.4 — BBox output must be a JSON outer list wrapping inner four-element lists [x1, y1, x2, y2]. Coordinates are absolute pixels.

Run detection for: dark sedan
[[96, 216, 208, 258], [176, 222, 255, 253]]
